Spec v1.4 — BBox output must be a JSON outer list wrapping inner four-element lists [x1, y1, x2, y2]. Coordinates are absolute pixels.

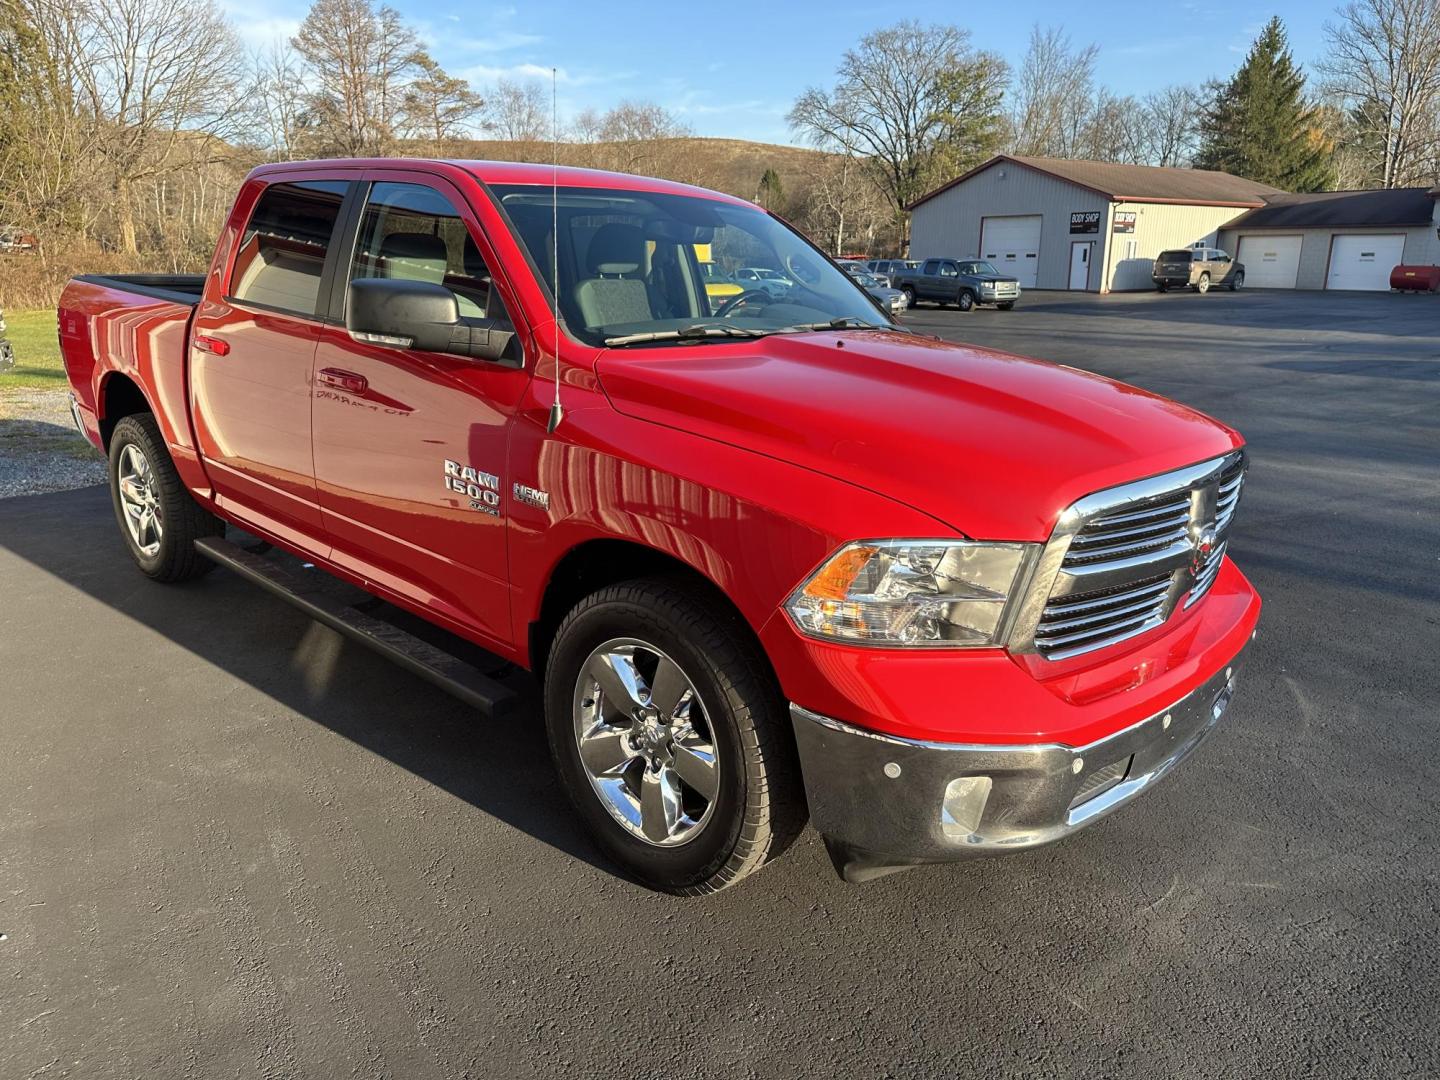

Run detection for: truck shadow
[[0, 484, 613, 876]]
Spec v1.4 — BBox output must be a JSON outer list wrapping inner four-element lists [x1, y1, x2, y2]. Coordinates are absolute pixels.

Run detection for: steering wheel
[[715, 289, 772, 317]]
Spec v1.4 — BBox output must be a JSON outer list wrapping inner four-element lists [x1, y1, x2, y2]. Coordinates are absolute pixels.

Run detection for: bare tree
[[483, 78, 550, 142], [1322, 0, 1440, 187], [1008, 26, 1100, 157], [401, 56, 484, 144], [1075, 90, 1151, 164], [1141, 85, 1201, 166], [788, 21, 1007, 252], [253, 43, 307, 159], [292, 0, 424, 156], [37, 0, 248, 253]]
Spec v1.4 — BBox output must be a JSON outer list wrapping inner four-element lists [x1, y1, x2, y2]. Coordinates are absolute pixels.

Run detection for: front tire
[[957, 289, 975, 311], [544, 578, 805, 894], [1229, 272, 1244, 291], [108, 413, 222, 582], [901, 285, 916, 308], [997, 301, 1015, 311]]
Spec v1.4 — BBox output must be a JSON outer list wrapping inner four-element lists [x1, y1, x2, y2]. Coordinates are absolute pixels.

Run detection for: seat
[[378, 232, 449, 285], [574, 223, 654, 327]]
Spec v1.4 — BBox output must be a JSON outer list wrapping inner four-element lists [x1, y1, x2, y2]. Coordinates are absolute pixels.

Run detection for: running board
[[195, 537, 519, 719]]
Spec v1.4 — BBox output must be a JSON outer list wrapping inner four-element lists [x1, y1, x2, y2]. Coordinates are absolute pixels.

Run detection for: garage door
[[1326, 234, 1405, 291], [1237, 235, 1302, 289], [980, 215, 1041, 288]]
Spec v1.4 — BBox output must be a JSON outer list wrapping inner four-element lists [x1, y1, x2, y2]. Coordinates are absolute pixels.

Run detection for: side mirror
[[347, 278, 520, 366], [347, 278, 458, 353]]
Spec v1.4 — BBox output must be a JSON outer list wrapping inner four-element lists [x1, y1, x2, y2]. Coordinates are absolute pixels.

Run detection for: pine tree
[[1195, 17, 1335, 192]]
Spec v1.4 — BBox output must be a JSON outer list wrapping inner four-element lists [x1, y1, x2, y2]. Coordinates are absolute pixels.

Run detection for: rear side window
[[231, 181, 348, 315], [1159, 250, 1193, 262]]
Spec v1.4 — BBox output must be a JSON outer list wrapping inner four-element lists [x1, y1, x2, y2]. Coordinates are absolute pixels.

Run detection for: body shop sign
[[1113, 211, 1137, 233], [1069, 211, 1101, 234]]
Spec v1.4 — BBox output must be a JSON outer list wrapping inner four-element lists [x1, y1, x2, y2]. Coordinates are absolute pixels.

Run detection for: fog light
[[941, 776, 993, 840]]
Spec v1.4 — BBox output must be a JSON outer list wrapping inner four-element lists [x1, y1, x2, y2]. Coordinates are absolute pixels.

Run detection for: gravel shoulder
[[0, 387, 107, 498]]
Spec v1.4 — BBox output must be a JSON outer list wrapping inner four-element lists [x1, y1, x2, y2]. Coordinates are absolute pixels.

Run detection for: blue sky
[[226, 0, 1338, 145]]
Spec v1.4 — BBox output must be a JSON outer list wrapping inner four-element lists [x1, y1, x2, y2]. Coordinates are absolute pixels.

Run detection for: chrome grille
[[1010, 451, 1247, 661], [1034, 573, 1172, 656]]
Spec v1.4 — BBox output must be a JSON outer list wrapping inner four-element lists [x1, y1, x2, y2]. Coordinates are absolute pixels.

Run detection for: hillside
[[439, 136, 840, 202]]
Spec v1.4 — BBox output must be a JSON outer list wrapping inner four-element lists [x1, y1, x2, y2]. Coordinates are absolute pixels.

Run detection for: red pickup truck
[[60, 159, 1260, 891]]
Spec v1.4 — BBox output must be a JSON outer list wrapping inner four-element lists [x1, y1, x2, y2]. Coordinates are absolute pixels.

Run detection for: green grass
[[0, 309, 65, 391]]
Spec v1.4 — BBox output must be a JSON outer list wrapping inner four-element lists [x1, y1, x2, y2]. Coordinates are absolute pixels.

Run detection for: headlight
[[786, 540, 1034, 648]]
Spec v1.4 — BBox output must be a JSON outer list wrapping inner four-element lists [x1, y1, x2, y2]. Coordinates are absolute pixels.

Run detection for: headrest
[[586, 223, 645, 275], [379, 232, 449, 283]]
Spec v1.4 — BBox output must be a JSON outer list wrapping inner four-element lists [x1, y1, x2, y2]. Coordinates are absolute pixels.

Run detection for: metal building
[[908, 155, 1440, 292], [1217, 188, 1440, 291]]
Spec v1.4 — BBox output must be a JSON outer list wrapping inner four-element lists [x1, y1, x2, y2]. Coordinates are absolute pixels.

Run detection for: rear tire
[[543, 577, 805, 894], [1195, 273, 1211, 294], [108, 413, 222, 582], [1156, 282, 1169, 293]]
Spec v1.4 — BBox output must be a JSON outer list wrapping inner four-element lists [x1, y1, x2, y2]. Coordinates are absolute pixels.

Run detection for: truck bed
[[72, 274, 205, 306], [59, 274, 204, 469]]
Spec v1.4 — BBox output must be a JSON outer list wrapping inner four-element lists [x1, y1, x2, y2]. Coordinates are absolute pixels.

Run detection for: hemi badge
[[513, 483, 551, 510]]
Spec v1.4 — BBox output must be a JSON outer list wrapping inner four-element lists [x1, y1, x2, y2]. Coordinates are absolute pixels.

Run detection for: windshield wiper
[[778, 317, 901, 334], [604, 323, 777, 347]]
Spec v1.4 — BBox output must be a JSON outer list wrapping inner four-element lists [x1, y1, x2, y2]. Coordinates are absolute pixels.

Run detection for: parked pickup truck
[[60, 159, 1259, 891], [0, 306, 13, 371], [896, 258, 1021, 311]]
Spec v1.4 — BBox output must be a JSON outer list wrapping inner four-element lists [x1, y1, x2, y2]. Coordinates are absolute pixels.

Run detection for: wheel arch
[[96, 371, 155, 449], [527, 537, 771, 685]]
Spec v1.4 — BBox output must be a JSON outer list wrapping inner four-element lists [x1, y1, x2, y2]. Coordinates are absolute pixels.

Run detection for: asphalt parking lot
[[3, 289, 1437, 1078]]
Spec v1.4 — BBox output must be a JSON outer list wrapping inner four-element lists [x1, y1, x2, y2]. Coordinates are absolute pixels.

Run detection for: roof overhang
[[906, 155, 1269, 212]]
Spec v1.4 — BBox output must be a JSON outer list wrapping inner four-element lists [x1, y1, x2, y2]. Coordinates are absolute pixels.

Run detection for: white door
[[1326, 234, 1405, 291], [1236, 235, 1302, 289], [980, 215, 1041, 288], [1069, 242, 1092, 290]]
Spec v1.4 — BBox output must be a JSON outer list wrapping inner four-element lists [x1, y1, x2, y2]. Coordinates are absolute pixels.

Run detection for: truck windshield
[[489, 184, 893, 347], [959, 262, 999, 276]]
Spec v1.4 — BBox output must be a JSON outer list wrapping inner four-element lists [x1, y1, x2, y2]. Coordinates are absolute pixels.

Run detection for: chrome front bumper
[[790, 647, 1246, 882]]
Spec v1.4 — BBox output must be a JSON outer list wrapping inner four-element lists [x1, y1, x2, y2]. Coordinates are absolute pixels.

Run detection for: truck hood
[[974, 276, 1019, 284], [595, 330, 1241, 541]]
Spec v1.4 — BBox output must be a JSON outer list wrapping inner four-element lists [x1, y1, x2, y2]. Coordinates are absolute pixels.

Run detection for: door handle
[[193, 334, 230, 356], [319, 368, 368, 395]]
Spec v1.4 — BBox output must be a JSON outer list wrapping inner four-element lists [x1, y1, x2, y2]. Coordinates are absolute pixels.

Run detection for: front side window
[[939, 262, 958, 277], [350, 182, 511, 326], [492, 184, 892, 347], [231, 180, 348, 315]]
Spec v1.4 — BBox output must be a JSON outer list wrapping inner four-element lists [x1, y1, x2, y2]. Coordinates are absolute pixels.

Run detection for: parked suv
[[1153, 248, 1244, 293], [866, 259, 916, 282]]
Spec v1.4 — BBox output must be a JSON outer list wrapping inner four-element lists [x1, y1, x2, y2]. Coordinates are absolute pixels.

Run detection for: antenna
[[546, 65, 565, 434]]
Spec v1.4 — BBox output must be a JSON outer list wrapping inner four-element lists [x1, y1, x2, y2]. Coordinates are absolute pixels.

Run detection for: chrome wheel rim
[[1197, 275, 1210, 293], [117, 443, 163, 557], [572, 638, 719, 847]]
